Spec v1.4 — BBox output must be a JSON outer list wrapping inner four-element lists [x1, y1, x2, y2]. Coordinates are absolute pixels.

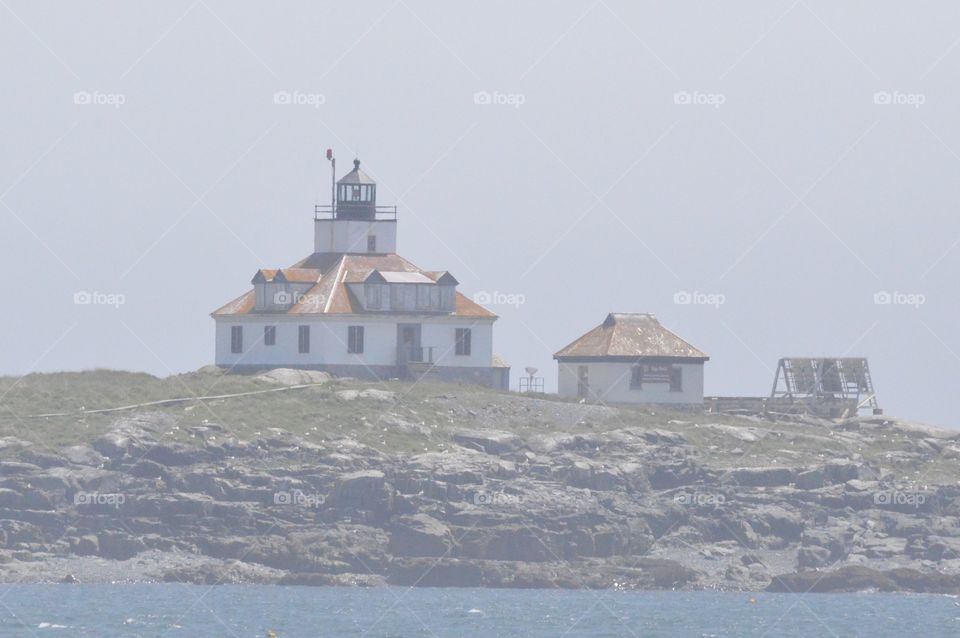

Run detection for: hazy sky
[[2, 1, 959, 427]]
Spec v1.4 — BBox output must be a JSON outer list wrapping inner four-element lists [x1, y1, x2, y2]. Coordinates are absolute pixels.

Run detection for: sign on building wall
[[642, 364, 672, 383]]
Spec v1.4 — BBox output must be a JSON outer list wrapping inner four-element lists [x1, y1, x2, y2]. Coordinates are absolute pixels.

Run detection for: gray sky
[[2, 1, 959, 427]]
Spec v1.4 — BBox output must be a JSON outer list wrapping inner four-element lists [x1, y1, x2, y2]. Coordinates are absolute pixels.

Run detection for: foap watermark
[[273, 490, 325, 508], [673, 90, 726, 109], [273, 290, 324, 306], [873, 90, 925, 109], [473, 290, 526, 309], [874, 290, 925, 308], [74, 290, 126, 308], [874, 489, 927, 508], [473, 90, 526, 108], [473, 491, 524, 507], [74, 492, 126, 508], [73, 90, 126, 108], [673, 290, 725, 308], [273, 90, 325, 108], [674, 491, 726, 507]]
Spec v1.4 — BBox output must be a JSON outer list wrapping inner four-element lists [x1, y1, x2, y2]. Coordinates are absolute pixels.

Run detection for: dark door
[[577, 365, 589, 399], [397, 324, 422, 363]]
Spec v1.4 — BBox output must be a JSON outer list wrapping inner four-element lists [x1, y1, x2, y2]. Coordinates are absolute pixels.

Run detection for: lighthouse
[[211, 152, 510, 390], [314, 158, 398, 254]]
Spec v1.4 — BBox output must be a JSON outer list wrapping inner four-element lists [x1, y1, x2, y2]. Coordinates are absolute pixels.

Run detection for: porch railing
[[397, 346, 435, 364]]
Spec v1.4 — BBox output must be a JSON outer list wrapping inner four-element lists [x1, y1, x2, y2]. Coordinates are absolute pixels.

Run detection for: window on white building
[[455, 328, 471, 356], [365, 284, 381, 309], [670, 367, 683, 392], [416, 284, 431, 309], [348, 326, 364, 354], [367, 235, 376, 252], [230, 326, 243, 353], [298, 326, 310, 353], [630, 365, 643, 389], [264, 325, 276, 346]]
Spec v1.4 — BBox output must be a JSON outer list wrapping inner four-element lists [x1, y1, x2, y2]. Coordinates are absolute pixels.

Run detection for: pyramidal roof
[[337, 159, 375, 185], [554, 313, 708, 360]]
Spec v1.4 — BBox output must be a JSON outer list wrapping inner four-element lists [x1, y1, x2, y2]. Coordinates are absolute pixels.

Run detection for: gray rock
[[0, 488, 24, 508], [256, 368, 331, 386], [97, 531, 146, 560], [452, 429, 523, 455], [70, 535, 99, 556], [730, 467, 796, 487], [388, 514, 454, 557], [795, 468, 825, 490], [332, 470, 393, 519], [61, 445, 105, 467], [797, 545, 832, 568]]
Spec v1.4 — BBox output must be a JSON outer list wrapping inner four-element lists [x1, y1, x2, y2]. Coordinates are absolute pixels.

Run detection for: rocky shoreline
[[2, 373, 960, 593]]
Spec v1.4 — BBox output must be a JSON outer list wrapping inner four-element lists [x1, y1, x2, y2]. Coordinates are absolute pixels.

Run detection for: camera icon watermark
[[873, 290, 925, 308], [472, 290, 526, 309], [873, 90, 925, 109], [74, 492, 126, 508], [473, 90, 526, 108], [473, 491, 523, 506], [673, 90, 726, 109], [273, 90, 326, 108], [273, 490, 325, 508], [73, 290, 126, 308], [873, 489, 926, 508], [674, 491, 726, 506], [73, 90, 126, 109], [673, 290, 725, 308], [273, 290, 323, 306]]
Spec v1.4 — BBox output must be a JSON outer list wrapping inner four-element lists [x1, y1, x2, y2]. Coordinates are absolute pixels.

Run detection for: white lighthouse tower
[[313, 158, 397, 254]]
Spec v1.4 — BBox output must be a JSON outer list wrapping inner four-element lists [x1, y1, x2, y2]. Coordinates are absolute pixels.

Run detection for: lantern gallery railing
[[314, 205, 398, 220]]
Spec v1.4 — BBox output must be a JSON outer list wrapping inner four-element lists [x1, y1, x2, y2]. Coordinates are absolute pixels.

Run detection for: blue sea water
[[1, 586, 957, 637]]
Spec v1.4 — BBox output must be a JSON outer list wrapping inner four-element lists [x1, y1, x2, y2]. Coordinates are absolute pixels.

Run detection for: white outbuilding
[[211, 157, 509, 389], [554, 313, 708, 406]]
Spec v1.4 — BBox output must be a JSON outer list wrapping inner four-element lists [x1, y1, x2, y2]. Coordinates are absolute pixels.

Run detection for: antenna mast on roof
[[326, 148, 335, 215]]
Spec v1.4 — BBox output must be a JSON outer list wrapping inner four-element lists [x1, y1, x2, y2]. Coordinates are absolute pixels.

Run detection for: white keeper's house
[[212, 156, 509, 390], [554, 313, 708, 406]]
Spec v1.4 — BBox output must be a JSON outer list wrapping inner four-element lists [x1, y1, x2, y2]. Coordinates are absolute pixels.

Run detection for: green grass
[[0, 369, 953, 483]]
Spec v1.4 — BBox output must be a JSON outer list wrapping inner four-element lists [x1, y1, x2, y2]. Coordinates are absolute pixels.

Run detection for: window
[[455, 328, 472, 356], [264, 325, 276, 346], [670, 367, 683, 392], [298, 325, 310, 353], [365, 284, 382, 309], [230, 326, 243, 353], [367, 235, 376, 252], [348, 326, 364, 354], [630, 365, 643, 389], [416, 284, 431, 309]]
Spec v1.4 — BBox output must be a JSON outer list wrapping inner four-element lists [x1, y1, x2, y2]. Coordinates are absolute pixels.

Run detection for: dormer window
[[365, 284, 382, 309]]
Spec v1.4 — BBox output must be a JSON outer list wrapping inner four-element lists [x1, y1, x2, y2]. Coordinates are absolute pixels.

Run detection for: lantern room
[[336, 159, 377, 220]]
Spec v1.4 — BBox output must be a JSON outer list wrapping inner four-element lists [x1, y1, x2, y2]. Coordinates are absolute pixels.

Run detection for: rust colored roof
[[213, 252, 497, 318], [212, 289, 256, 316], [251, 268, 321, 284], [454, 292, 496, 317], [554, 313, 708, 360], [281, 268, 322, 283]]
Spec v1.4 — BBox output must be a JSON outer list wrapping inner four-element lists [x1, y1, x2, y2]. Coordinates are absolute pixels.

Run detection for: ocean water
[[1, 585, 957, 637]]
